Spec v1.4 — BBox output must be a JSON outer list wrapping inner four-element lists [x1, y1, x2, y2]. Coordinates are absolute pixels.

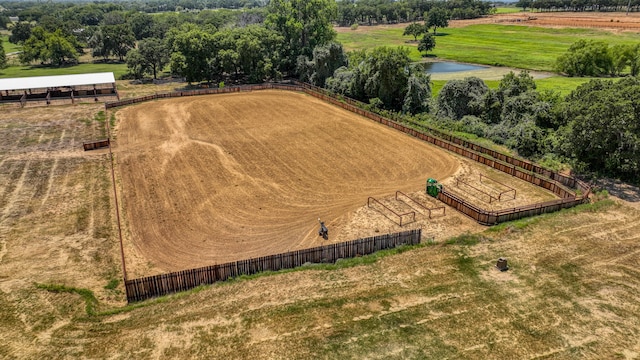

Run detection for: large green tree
[[495, 91, 551, 157], [555, 39, 613, 77], [610, 44, 634, 76], [325, 47, 427, 112], [403, 71, 431, 114], [104, 24, 136, 61], [426, 7, 449, 35], [9, 22, 32, 44], [297, 42, 347, 87], [516, 0, 533, 11], [417, 33, 436, 56], [497, 70, 536, 100], [125, 48, 146, 79], [265, 0, 337, 72], [128, 12, 155, 40], [362, 47, 412, 110], [169, 26, 217, 83], [631, 45, 640, 76], [233, 26, 284, 83], [403, 22, 425, 41], [126, 37, 169, 79], [20, 27, 79, 66], [559, 78, 640, 180], [90, 24, 136, 61], [0, 15, 8, 30], [436, 77, 488, 120]]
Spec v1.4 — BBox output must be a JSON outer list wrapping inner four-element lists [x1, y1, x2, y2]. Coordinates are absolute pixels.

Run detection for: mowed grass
[[493, 7, 527, 14], [338, 24, 640, 71], [1, 34, 21, 53], [535, 76, 596, 94], [431, 79, 499, 97], [0, 62, 128, 79], [431, 76, 594, 97]]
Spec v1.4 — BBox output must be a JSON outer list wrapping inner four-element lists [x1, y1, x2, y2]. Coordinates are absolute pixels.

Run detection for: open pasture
[[337, 21, 639, 71]]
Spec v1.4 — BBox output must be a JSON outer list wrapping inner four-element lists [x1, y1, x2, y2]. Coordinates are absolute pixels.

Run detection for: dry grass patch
[[0, 104, 124, 358], [6, 198, 634, 359]]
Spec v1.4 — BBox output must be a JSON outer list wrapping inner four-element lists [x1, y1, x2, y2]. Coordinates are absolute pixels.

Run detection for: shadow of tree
[[595, 178, 640, 203]]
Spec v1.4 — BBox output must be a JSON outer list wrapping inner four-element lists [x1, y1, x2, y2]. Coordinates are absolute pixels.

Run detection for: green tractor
[[426, 178, 442, 198]]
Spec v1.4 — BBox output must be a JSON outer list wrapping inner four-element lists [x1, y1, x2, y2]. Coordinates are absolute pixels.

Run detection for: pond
[[422, 61, 488, 74]]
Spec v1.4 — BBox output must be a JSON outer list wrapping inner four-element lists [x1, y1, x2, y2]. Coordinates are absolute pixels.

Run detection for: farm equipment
[[426, 178, 442, 198], [318, 218, 328, 240]]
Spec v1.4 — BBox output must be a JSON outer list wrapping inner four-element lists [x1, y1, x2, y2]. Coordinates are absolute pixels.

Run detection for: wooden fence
[[107, 82, 591, 226], [125, 229, 421, 303], [437, 190, 586, 225], [104, 83, 299, 109]]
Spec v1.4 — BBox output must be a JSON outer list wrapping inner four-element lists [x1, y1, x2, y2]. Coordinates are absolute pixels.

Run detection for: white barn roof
[[0, 72, 116, 91]]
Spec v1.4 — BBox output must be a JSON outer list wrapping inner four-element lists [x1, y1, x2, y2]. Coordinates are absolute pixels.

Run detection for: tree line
[[336, 0, 493, 27], [0, 0, 492, 30], [0, 1, 263, 22], [4, 6, 267, 69], [415, 72, 639, 182]]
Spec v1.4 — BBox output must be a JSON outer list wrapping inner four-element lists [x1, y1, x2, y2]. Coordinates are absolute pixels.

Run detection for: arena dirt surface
[[114, 90, 462, 275], [114, 90, 562, 277]]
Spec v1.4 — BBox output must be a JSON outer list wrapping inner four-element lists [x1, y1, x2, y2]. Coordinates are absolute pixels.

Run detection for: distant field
[[0, 62, 128, 79], [432, 76, 593, 97], [493, 7, 526, 14], [535, 76, 595, 94], [1, 34, 21, 53], [337, 24, 639, 71]]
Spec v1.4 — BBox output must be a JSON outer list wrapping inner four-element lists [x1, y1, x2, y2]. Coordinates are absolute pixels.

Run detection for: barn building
[[0, 72, 119, 107]]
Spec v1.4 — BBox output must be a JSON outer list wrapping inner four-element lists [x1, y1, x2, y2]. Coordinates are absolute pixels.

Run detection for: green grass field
[[1, 34, 21, 54], [431, 76, 593, 97], [535, 76, 595, 94], [338, 24, 639, 71], [0, 62, 128, 79], [1, 32, 128, 79], [431, 79, 499, 97], [493, 7, 527, 14]]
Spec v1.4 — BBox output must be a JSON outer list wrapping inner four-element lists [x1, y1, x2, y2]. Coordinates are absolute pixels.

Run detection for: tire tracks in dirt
[[0, 160, 30, 264]]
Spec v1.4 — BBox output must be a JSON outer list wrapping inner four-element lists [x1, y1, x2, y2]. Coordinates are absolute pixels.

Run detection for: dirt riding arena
[[114, 90, 558, 277]]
